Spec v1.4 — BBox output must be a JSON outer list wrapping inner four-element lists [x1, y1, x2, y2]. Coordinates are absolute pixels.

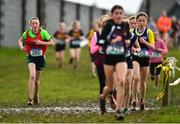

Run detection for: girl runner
[[98, 5, 131, 120], [132, 12, 155, 110], [68, 20, 84, 69], [90, 14, 111, 97], [53, 22, 68, 68], [87, 21, 99, 77], [149, 30, 168, 88], [128, 16, 137, 29], [123, 16, 140, 113], [18, 17, 54, 106]]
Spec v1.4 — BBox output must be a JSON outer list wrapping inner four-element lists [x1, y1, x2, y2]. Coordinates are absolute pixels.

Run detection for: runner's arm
[[90, 32, 99, 54], [18, 37, 26, 52], [157, 40, 168, 54], [79, 36, 85, 40], [139, 29, 155, 49], [79, 30, 85, 40], [98, 23, 112, 45], [132, 40, 141, 52], [35, 38, 55, 46]]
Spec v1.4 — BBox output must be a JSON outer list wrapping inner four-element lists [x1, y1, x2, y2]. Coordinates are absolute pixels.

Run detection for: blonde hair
[[92, 20, 99, 25], [72, 20, 81, 29], [59, 22, 66, 28], [98, 14, 112, 27], [128, 16, 136, 21], [29, 17, 40, 25]]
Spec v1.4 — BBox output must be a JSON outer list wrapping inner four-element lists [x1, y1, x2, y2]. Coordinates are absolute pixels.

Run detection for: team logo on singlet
[[117, 26, 121, 30]]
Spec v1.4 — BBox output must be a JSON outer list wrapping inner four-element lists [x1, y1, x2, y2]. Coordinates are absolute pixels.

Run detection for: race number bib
[[151, 51, 161, 58], [134, 49, 149, 58], [30, 48, 43, 57], [72, 40, 80, 46], [56, 40, 65, 45], [106, 44, 124, 55]]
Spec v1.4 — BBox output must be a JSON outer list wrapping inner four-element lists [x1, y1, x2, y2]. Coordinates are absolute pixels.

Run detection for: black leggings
[[96, 65, 106, 94]]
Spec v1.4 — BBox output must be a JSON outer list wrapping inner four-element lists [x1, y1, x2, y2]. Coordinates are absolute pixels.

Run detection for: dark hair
[[136, 12, 148, 20], [111, 5, 124, 14]]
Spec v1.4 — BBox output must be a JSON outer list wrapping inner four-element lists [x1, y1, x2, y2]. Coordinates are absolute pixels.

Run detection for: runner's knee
[[29, 75, 36, 81], [134, 76, 140, 83], [116, 79, 125, 89]]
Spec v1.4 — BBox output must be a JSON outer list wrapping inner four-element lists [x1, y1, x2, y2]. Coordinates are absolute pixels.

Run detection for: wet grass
[[0, 47, 98, 108], [0, 46, 180, 122]]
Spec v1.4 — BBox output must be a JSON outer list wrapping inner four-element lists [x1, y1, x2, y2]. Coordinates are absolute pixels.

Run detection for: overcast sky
[[65, 0, 143, 15]]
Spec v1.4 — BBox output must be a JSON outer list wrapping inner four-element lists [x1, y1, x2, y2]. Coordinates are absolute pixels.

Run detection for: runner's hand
[[112, 36, 122, 44], [20, 46, 26, 52], [35, 40, 43, 45], [139, 37, 146, 44], [132, 47, 140, 53]]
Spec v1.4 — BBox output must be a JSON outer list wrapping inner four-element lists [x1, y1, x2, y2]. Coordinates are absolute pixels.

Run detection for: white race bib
[[72, 40, 80, 46], [30, 48, 43, 57], [151, 51, 161, 58], [134, 49, 149, 58], [106, 45, 124, 55], [56, 40, 65, 45]]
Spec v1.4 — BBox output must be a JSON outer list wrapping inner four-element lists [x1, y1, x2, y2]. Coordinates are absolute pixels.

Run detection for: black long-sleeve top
[[97, 20, 131, 46]]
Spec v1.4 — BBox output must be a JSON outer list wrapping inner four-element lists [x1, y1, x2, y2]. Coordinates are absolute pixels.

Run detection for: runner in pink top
[[150, 30, 168, 88], [90, 32, 100, 54], [90, 15, 110, 96]]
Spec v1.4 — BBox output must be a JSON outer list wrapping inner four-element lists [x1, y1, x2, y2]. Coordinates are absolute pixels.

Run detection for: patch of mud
[[0, 101, 161, 114]]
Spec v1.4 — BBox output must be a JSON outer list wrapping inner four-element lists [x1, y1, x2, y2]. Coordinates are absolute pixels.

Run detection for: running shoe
[[140, 102, 145, 111], [58, 63, 62, 68], [69, 58, 73, 64], [27, 97, 33, 106], [123, 108, 129, 114], [116, 109, 125, 120], [73, 64, 77, 69], [99, 95, 106, 115], [33, 97, 40, 105], [151, 76, 155, 81], [131, 101, 137, 111]]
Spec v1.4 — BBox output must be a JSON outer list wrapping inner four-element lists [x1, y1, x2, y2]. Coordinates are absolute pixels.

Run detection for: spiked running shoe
[[140, 102, 145, 111], [116, 109, 125, 120], [33, 97, 40, 105], [27, 97, 33, 106], [99, 95, 106, 115], [123, 108, 129, 114], [131, 101, 137, 111]]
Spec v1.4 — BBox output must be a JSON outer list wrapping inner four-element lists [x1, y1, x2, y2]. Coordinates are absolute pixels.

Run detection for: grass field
[[0, 46, 180, 123]]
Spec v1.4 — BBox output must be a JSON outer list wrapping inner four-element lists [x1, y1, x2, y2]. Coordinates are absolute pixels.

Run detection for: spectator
[[157, 11, 172, 46]]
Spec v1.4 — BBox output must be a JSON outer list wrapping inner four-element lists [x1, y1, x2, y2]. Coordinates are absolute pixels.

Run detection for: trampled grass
[[0, 47, 180, 122]]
